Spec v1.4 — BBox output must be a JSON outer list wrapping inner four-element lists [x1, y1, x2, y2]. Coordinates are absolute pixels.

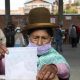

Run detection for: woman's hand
[[37, 64, 58, 80], [0, 44, 8, 60]]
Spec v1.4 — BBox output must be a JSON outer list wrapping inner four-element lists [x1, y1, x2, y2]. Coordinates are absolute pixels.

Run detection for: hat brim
[[22, 23, 57, 33]]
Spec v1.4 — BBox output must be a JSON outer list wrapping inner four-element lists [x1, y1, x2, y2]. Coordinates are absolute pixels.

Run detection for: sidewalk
[[62, 43, 80, 80]]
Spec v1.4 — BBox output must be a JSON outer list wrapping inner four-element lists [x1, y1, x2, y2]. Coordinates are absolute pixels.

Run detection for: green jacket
[[37, 47, 69, 70]]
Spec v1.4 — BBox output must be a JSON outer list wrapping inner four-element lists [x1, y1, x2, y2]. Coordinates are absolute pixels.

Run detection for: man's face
[[29, 30, 52, 46]]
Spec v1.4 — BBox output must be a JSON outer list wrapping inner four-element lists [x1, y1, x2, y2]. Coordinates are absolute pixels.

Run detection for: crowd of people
[[0, 7, 80, 80]]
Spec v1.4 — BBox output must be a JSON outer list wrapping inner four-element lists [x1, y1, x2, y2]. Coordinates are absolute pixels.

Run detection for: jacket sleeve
[[38, 48, 70, 79], [55, 63, 70, 79]]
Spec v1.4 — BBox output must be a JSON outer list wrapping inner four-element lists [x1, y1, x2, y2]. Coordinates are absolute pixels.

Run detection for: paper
[[5, 47, 37, 80]]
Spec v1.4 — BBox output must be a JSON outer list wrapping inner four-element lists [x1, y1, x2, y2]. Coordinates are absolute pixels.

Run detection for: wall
[[0, 15, 80, 29]]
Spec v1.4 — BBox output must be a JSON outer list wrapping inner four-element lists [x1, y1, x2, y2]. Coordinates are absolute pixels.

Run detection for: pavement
[[61, 43, 80, 80]]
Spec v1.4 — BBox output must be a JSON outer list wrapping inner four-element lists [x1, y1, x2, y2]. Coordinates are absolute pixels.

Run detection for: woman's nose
[[37, 38, 43, 46]]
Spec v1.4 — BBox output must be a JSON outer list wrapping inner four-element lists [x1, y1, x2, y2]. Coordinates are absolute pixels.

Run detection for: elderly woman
[[0, 7, 70, 80]]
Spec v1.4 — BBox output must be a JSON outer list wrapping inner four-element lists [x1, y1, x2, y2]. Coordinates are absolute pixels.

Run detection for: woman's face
[[29, 30, 52, 46]]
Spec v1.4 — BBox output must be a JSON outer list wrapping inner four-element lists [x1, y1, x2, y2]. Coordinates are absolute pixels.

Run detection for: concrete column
[[5, 0, 12, 25], [58, 0, 63, 26]]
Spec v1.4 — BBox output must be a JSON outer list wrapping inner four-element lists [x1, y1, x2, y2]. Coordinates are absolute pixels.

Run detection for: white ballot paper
[[5, 47, 37, 80]]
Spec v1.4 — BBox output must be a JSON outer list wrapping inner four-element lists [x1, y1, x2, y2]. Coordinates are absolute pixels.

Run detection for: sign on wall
[[50, 18, 56, 23], [65, 16, 72, 20]]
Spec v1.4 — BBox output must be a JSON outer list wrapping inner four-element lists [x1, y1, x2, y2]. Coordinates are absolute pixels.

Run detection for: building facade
[[0, 7, 24, 15], [24, 0, 53, 14]]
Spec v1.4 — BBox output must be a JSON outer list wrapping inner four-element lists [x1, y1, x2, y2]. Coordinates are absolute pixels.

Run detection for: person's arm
[[0, 44, 8, 74], [0, 44, 8, 61], [51, 54, 70, 79], [50, 49, 70, 79], [55, 63, 70, 79], [38, 48, 70, 79], [0, 44, 8, 57], [37, 63, 69, 80]]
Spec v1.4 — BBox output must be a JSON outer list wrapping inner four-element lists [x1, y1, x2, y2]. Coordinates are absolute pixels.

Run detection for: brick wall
[[0, 15, 80, 29]]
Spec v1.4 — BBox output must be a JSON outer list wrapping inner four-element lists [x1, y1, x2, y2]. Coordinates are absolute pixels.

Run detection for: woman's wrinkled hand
[[0, 44, 8, 60], [37, 64, 58, 80]]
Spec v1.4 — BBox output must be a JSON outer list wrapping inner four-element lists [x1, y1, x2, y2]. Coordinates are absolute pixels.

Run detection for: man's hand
[[0, 44, 8, 60], [37, 64, 58, 80]]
